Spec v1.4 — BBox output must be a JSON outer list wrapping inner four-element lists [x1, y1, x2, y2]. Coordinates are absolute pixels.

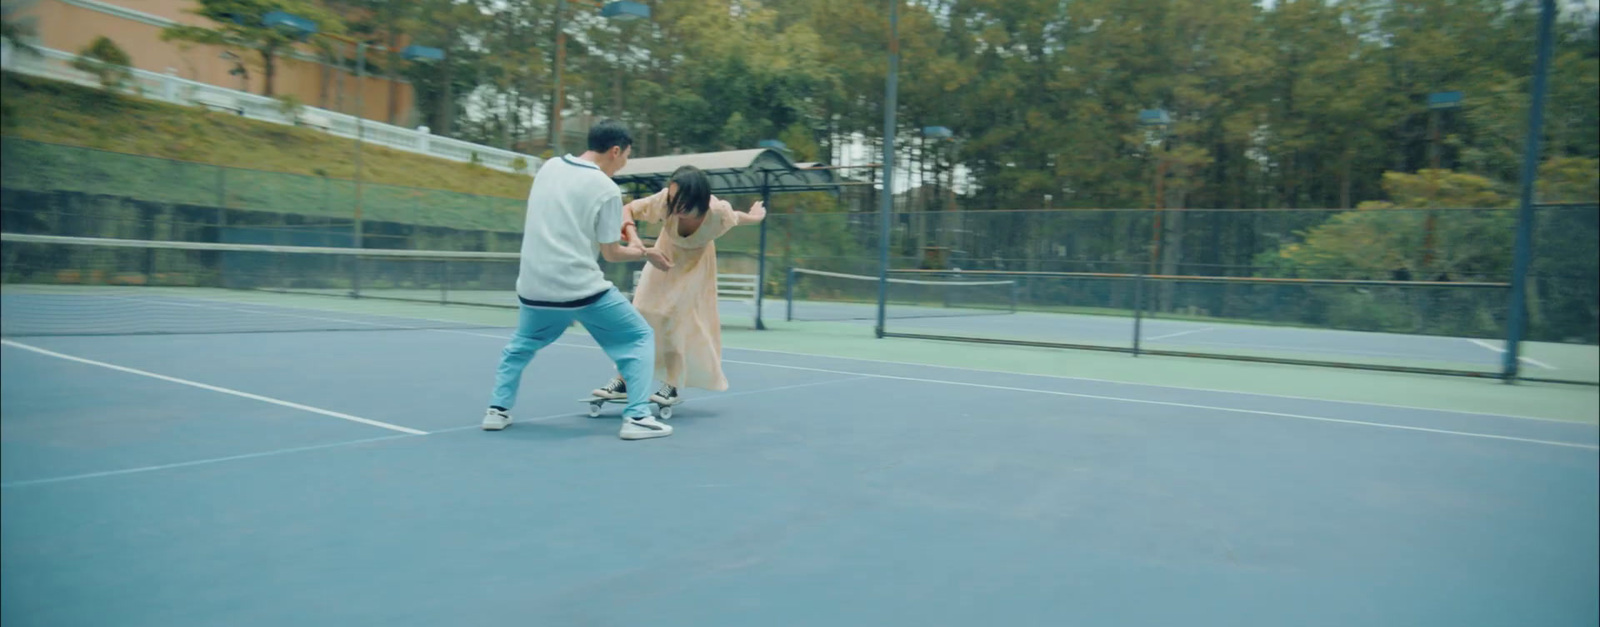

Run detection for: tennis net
[[1, 233, 524, 336], [784, 267, 1019, 322]]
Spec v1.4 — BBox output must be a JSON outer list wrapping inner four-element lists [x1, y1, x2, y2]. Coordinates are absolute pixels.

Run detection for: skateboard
[[579, 396, 679, 419]]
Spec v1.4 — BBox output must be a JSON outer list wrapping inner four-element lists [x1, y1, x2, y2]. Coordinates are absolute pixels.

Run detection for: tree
[[71, 36, 134, 92], [401, 0, 494, 138], [161, 0, 344, 97], [1, 0, 40, 58]]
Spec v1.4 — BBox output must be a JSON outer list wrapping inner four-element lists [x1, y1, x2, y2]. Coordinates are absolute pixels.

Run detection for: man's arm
[[599, 240, 645, 263], [594, 191, 641, 263]]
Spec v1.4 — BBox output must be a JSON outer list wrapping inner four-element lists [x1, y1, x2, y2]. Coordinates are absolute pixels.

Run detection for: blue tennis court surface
[[3, 293, 1597, 626]]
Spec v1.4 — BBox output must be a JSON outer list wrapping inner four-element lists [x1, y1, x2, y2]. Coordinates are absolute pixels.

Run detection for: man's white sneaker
[[481, 408, 512, 431], [619, 415, 673, 440]]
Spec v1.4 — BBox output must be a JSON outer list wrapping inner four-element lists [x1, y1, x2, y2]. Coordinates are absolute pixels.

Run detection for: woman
[[592, 165, 766, 405]]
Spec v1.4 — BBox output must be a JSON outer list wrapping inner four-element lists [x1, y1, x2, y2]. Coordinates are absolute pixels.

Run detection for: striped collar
[[561, 155, 600, 170]]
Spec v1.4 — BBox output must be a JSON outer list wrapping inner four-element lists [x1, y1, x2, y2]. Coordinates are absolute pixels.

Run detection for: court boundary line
[[1143, 326, 1217, 342], [17, 291, 1588, 424], [718, 359, 1599, 450], [1468, 338, 1558, 370], [527, 340, 1597, 449], [710, 340, 1587, 422], [453, 328, 1586, 426], [0, 378, 868, 488], [1, 340, 428, 435], [0, 434, 417, 489]]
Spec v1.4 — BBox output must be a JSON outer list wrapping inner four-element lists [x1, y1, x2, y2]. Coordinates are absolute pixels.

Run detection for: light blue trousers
[[489, 289, 656, 418]]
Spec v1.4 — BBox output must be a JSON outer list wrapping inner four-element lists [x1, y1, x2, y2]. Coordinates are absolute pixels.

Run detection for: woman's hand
[[745, 201, 767, 222], [645, 246, 674, 272]]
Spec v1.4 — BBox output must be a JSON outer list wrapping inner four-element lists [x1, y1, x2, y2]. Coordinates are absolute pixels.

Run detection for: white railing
[[2, 44, 542, 176]]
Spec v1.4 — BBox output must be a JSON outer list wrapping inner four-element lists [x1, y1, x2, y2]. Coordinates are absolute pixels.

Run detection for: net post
[[214, 166, 227, 240], [876, 0, 899, 340], [755, 178, 770, 330], [786, 267, 796, 322], [1503, 0, 1554, 384], [1133, 273, 1145, 356]]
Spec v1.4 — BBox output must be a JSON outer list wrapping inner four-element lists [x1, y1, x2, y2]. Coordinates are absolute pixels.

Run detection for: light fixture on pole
[[1139, 108, 1172, 276], [1422, 90, 1464, 273], [550, 1, 651, 156], [273, 10, 444, 300]]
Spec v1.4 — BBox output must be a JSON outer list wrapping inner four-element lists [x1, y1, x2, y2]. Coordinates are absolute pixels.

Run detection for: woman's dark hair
[[666, 165, 712, 216]]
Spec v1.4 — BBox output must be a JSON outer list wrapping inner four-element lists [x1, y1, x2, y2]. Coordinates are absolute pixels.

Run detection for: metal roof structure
[[611, 148, 848, 196]]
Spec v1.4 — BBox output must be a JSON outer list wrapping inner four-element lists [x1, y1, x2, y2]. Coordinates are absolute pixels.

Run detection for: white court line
[[1, 340, 427, 435], [530, 341, 1597, 450], [716, 340, 1600, 422], [559, 339, 1596, 425], [1144, 326, 1217, 342], [109, 295, 426, 331], [112, 294, 518, 343], [71, 292, 1587, 424], [0, 434, 416, 489], [428, 376, 870, 435], [0, 377, 872, 487], [719, 360, 1599, 450], [1468, 338, 1557, 370]]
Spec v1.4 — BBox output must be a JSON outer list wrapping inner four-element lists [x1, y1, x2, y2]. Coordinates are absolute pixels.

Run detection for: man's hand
[[599, 239, 647, 263], [644, 246, 673, 271]]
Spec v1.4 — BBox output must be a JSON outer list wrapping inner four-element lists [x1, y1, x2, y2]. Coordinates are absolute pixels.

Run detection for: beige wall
[[26, 0, 414, 124]]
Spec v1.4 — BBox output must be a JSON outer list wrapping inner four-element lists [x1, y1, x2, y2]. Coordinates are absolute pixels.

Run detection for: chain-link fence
[[3, 138, 1593, 381]]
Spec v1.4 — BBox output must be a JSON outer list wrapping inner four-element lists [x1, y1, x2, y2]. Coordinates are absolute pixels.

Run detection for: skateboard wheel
[[588, 402, 602, 418], [659, 406, 673, 420]]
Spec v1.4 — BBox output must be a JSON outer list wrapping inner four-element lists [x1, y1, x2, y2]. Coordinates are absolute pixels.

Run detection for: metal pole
[[1149, 155, 1166, 276], [1503, 0, 1555, 382], [352, 41, 367, 297], [786, 267, 796, 321], [551, 0, 568, 156], [1423, 108, 1440, 271], [756, 178, 770, 330], [1132, 274, 1145, 356], [875, 0, 899, 338], [215, 166, 226, 240]]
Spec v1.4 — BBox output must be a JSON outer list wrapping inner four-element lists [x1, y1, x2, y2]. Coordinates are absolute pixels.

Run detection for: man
[[482, 120, 675, 440]]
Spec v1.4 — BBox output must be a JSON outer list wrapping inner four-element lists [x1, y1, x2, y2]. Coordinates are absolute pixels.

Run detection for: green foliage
[[71, 36, 133, 92], [276, 93, 304, 120], [1, 72, 530, 223], [1265, 170, 1513, 279], [161, 0, 343, 97], [1260, 164, 1598, 341], [1, 0, 40, 56], [1537, 157, 1600, 204]]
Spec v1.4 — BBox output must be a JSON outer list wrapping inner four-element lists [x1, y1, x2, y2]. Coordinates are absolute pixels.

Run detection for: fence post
[[214, 166, 226, 240], [1133, 274, 1146, 356], [786, 267, 796, 322], [755, 178, 770, 330], [1503, 0, 1555, 383], [162, 67, 178, 103]]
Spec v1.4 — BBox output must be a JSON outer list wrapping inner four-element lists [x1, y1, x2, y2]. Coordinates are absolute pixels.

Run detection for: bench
[[631, 271, 760, 322]]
